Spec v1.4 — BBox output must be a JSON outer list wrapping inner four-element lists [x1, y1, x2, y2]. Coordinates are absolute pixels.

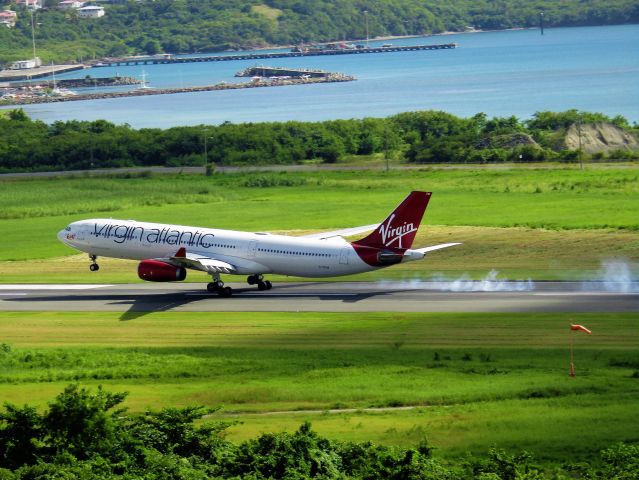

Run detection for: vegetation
[[0, 311, 638, 477], [1, 385, 637, 479], [1, 0, 638, 64], [0, 109, 637, 173]]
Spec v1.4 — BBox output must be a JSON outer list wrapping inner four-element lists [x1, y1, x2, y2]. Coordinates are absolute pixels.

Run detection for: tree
[[7, 109, 28, 121], [43, 384, 128, 459], [0, 404, 43, 469]]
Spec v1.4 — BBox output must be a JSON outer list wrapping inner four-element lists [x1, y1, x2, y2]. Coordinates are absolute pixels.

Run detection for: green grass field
[[0, 311, 637, 462], [0, 166, 637, 280], [1, 165, 637, 466]]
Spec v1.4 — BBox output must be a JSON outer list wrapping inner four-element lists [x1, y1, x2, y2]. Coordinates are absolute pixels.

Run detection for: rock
[[564, 122, 638, 153]]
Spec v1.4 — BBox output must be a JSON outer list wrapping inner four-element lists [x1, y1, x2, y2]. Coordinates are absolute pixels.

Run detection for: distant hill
[[1, 0, 638, 64]]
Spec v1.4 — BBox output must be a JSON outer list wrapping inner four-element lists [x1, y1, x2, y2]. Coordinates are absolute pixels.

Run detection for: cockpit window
[[65, 226, 72, 231]]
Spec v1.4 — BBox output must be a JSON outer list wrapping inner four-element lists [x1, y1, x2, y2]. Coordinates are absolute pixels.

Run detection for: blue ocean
[[8, 24, 639, 127]]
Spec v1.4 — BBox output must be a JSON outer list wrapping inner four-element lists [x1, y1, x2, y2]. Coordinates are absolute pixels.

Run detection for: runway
[[0, 281, 637, 315]]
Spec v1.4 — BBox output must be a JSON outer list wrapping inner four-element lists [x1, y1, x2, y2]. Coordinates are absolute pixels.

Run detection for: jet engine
[[137, 260, 187, 282]]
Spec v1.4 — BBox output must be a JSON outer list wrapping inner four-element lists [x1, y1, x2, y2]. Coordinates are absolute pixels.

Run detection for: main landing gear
[[89, 254, 99, 272], [205, 274, 273, 297], [247, 274, 272, 291], [207, 273, 232, 297]]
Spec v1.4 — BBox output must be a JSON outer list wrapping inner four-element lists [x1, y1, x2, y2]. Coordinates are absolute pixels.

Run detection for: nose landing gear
[[89, 254, 99, 271]]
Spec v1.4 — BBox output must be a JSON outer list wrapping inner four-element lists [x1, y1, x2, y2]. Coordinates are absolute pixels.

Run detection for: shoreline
[[234, 27, 534, 52]]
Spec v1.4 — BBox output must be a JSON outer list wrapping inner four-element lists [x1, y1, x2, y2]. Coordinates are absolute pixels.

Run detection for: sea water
[[7, 24, 639, 127]]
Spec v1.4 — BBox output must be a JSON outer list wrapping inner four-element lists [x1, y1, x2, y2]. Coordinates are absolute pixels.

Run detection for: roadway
[[0, 282, 637, 318]]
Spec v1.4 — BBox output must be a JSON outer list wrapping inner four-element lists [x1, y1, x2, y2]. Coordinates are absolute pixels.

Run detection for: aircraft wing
[[414, 243, 462, 254], [162, 248, 237, 274], [300, 223, 380, 240]]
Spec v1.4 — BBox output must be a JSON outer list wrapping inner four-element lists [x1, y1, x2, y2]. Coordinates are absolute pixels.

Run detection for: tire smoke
[[379, 270, 535, 292], [584, 260, 639, 293]]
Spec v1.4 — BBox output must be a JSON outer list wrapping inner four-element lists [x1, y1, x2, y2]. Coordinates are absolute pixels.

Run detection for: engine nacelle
[[137, 260, 187, 282]]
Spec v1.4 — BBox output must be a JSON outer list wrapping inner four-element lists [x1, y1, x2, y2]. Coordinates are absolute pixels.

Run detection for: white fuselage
[[58, 219, 421, 278]]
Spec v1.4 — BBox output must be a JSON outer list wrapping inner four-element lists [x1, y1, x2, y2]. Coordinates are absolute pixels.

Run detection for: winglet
[[175, 247, 186, 258]]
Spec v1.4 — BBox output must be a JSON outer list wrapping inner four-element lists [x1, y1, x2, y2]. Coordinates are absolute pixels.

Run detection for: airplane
[[57, 191, 460, 296]]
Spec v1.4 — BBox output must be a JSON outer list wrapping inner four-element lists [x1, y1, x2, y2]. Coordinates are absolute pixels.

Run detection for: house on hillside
[[0, 9, 17, 27], [58, 0, 85, 9], [77, 5, 104, 17], [15, 0, 43, 9], [10, 57, 42, 69]]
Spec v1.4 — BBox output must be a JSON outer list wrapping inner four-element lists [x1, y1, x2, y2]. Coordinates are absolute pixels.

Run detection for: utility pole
[[203, 133, 209, 175], [30, 9, 37, 61], [364, 10, 369, 47], [577, 121, 584, 170], [203, 131, 215, 176], [383, 126, 390, 172], [539, 12, 544, 35]]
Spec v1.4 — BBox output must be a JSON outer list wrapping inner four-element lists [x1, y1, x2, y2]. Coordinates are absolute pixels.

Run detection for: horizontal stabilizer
[[301, 224, 379, 241], [415, 243, 462, 254]]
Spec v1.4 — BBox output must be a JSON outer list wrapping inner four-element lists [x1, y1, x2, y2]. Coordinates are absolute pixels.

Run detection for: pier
[[0, 64, 86, 83], [97, 43, 458, 67]]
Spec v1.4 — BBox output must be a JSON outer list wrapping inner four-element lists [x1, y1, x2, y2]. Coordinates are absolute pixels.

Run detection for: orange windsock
[[570, 324, 592, 335]]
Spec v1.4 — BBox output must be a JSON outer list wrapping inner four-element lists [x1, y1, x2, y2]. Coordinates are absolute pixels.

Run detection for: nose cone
[[58, 228, 72, 245]]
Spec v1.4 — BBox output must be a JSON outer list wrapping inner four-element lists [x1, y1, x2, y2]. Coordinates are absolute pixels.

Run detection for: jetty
[[1, 74, 355, 105], [96, 43, 458, 67], [0, 64, 86, 83]]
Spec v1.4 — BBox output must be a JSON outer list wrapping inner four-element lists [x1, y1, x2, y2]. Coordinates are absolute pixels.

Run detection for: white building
[[0, 10, 17, 27], [10, 57, 42, 70], [78, 5, 105, 17], [58, 0, 85, 9], [15, 0, 43, 9]]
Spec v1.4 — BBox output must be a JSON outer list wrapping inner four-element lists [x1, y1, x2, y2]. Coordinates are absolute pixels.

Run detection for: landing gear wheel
[[264, 280, 272, 290], [218, 286, 233, 297], [247, 275, 256, 285], [257, 281, 268, 291], [89, 254, 99, 271], [207, 282, 222, 293]]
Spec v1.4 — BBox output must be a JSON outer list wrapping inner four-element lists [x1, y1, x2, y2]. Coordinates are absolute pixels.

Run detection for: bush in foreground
[[0, 385, 637, 479]]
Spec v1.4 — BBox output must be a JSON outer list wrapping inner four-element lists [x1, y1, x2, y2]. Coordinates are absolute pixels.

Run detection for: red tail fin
[[355, 191, 431, 249]]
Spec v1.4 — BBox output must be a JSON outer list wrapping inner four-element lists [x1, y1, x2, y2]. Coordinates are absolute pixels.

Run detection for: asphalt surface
[[0, 282, 637, 318]]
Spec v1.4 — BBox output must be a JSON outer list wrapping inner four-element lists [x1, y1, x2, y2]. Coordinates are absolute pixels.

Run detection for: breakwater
[[1, 74, 355, 105], [9, 76, 140, 89], [96, 43, 458, 67]]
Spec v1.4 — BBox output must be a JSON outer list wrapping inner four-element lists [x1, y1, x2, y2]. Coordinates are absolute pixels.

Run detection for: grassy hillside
[[1, 0, 638, 64]]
